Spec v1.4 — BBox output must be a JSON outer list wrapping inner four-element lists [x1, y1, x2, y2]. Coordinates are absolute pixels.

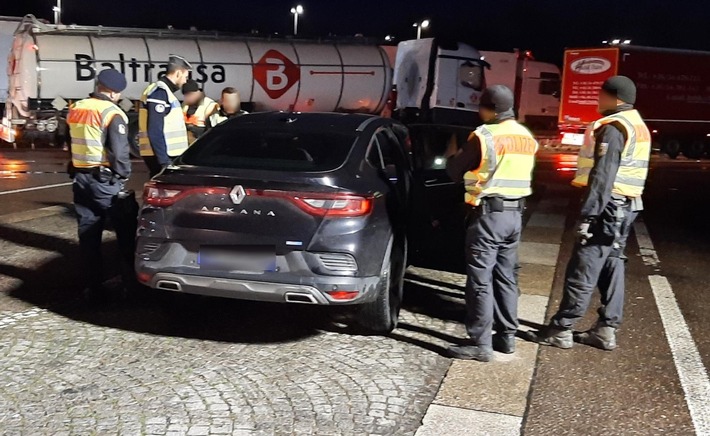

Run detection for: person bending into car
[[445, 85, 538, 362]]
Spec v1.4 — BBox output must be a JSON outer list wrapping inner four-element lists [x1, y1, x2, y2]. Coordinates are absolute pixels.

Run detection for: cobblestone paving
[[0, 213, 466, 435]]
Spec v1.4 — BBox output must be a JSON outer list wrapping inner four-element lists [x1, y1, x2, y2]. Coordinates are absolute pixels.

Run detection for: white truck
[[2, 15, 488, 146], [481, 50, 561, 134]]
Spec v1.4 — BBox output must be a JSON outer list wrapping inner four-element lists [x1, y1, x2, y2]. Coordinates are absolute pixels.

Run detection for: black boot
[[574, 323, 617, 351], [447, 344, 493, 362], [493, 333, 516, 354]]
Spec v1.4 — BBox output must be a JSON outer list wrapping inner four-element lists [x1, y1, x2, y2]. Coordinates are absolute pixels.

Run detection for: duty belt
[[468, 197, 525, 214]]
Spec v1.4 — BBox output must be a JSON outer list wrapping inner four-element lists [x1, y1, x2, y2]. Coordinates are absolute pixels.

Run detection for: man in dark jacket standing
[[533, 76, 651, 350]]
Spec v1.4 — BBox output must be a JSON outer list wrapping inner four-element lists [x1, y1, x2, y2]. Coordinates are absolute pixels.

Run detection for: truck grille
[[317, 253, 358, 273]]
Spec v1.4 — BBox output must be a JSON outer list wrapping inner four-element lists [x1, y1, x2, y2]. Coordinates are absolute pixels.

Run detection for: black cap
[[182, 79, 200, 94], [479, 85, 515, 112], [97, 69, 127, 92], [601, 75, 636, 104], [168, 54, 193, 71]]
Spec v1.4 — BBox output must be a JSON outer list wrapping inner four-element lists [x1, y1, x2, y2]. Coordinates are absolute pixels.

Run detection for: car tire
[[357, 237, 405, 334]]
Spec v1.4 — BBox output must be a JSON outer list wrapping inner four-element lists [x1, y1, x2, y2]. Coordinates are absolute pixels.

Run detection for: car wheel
[[357, 237, 405, 334]]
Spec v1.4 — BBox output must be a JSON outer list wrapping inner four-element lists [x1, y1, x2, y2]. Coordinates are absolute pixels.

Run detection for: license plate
[[198, 246, 276, 272]]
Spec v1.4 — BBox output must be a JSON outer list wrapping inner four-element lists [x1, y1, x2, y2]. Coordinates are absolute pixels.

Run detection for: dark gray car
[[135, 112, 411, 333]]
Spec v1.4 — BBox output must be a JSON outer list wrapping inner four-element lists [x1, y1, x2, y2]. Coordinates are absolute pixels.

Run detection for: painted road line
[[635, 221, 710, 435], [0, 205, 69, 224], [633, 220, 662, 272], [0, 182, 73, 196]]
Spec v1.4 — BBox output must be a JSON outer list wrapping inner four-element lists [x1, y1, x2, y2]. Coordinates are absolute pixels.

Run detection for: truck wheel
[[683, 140, 705, 160], [664, 139, 681, 159], [357, 237, 405, 334]]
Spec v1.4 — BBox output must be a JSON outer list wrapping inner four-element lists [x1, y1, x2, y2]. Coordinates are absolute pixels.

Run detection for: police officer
[[139, 55, 192, 177], [445, 85, 538, 362], [68, 69, 132, 300], [534, 76, 651, 350], [181, 79, 218, 142], [206, 87, 249, 129]]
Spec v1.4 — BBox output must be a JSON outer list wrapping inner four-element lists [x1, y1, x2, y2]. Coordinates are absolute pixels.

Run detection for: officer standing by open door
[[138, 55, 192, 177], [69, 69, 136, 301], [445, 85, 538, 362], [532, 76, 651, 350]]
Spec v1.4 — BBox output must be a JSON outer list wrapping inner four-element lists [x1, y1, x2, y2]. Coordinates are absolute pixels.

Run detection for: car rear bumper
[[139, 270, 381, 305]]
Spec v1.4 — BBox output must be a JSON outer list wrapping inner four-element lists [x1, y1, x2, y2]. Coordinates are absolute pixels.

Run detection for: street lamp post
[[290, 5, 304, 36], [53, 0, 62, 25], [413, 19, 430, 39]]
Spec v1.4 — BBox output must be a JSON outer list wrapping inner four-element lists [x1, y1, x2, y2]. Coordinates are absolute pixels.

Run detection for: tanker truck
[[1, 15, 488, 146]]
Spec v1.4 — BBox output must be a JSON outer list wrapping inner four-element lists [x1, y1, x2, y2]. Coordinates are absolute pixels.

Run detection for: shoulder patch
[[118, 124, 127, 135], [154, 104, 166, 114], [598, 142, 609, 157]]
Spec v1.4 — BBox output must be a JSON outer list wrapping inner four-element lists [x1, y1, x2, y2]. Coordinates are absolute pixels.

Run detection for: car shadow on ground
[[0, 218, 335, 344], [1, 210, 536, 356]]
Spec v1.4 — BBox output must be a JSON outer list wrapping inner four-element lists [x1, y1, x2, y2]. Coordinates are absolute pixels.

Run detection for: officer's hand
[[444, 134, 459, 158]]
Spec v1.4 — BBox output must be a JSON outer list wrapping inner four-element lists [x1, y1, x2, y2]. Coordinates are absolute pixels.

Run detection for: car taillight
[[143, 182, 230, 207], [298, 195, 372, 217], [250, 190, 373, 218]]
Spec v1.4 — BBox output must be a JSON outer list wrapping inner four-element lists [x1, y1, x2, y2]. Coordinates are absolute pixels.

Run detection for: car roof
[[215, 111, 385, 133]]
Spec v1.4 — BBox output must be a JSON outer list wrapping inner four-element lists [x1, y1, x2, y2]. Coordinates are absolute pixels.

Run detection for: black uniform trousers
[[552, 199, 637, 330], [143, 156, 163, 179], [73, 172, 136, 288], [464, 202, 523, 347]]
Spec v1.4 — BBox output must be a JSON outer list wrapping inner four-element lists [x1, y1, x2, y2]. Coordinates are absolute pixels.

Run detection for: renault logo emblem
[[230, 185, 246, 204]]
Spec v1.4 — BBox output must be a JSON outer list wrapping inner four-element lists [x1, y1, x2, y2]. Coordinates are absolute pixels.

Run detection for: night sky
[[3, 0, 709, 64]]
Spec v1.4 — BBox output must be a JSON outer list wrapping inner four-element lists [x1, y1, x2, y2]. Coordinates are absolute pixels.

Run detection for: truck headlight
[[46, 119, 58, 133]]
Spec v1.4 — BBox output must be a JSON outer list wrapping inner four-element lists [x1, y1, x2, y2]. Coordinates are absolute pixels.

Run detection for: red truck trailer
[[559, 45, 710, 158]]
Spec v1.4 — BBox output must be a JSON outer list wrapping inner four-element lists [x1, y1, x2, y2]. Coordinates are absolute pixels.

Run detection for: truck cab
[[481, 50, 561, 134], [394, 38, 488, 127]]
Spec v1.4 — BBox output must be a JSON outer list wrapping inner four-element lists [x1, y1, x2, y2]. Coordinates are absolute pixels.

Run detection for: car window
[[375, 131, 397, 166], [179, 128, 357, 172], [366, 135, 386, 170]]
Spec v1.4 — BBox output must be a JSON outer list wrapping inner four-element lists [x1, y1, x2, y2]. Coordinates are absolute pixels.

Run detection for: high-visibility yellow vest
[[138, 81, 189, 157], [463, 120, 538, 206], [68, 97, 128, 168], [183, 97, 218, 128], [572, 109, 651, 198]]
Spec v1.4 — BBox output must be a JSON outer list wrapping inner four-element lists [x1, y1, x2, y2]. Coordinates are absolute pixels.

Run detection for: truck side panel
[[619, 47, 710, 136]]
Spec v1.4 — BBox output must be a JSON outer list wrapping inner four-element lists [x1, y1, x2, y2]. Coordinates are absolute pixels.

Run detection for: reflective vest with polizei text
[[463, 120, 538, 206], [183, 97, 218, 128], [69, 97, 128, 169], [138, 81, 189, 157], [571, 109, 651, 198]]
